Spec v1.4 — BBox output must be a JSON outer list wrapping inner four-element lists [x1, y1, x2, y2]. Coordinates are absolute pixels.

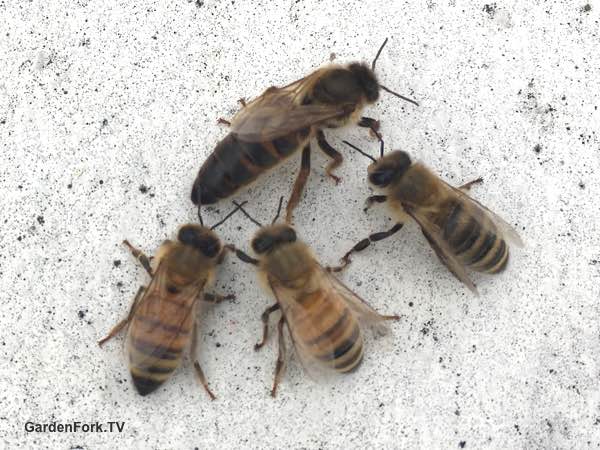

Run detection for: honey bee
[[192, 38, 418, 223], [228, 198, 399, 396], [334, 141, 524, 295], [98, 204, 243, 398]]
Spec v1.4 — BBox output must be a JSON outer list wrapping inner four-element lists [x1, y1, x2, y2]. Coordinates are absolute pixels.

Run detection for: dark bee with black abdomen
[[98, 205, 243, 398], [335, 142, 524, 295], [192, 39, 418, 223]]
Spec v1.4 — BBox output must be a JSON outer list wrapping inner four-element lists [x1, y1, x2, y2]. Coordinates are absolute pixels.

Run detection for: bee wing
[[403, 204, 479, 295], [266, 266, 395, 380], [230, 71, 350, 142], [268, 275, 357, 380], [443, 180, 524, 247], [317, 264, 397, 334], [127, 264, 205, 366]]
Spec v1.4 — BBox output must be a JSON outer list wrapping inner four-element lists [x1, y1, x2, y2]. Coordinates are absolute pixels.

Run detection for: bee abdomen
[[191, 130, 309, 205], [298, 291, 364, 373], [443, 202, 509, 274], [475, 236, 509, 273], [128, 337, 184, 396]]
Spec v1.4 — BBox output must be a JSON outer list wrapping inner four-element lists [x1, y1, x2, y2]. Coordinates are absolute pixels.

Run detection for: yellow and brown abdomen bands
[[295, 290, 364, 373], [191, 128, 311, 205], [442, 202, 509, 274], [127, 312, 192, 396]]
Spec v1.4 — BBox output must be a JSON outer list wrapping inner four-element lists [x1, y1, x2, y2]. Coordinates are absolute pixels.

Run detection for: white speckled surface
[[1, 0, 600, 448]]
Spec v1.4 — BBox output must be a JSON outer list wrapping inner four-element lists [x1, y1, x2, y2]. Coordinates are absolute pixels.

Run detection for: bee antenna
[[271, 196, 284, 224], [210, 201, 246, 230], [198, 202, 204, 226], [343, 140, 377, 163], [232, 201, 263, 228], [379, 84, 419, 107], [371, 38, 388, 71]]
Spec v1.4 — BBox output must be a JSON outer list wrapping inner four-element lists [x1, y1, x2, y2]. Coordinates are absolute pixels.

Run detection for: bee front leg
[[203, 292, 236, 304], [270, 317, 287, 398], [122, 240, 153, 277], [327, 223, 404, 273], [255, 303, 281, 351], [98, 286, 145, 346], [191, 323, 216, 401], [363, 195, 388, 213], [358, 117, 385, 155], [459, 177, 483, 191], [358, 116, 381, 135], [316, 130, 343, 185], [285, 144, 311, 224], [226, 244, 259, 265]]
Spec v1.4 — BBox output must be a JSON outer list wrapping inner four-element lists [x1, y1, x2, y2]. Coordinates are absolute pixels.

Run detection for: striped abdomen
[[126, 290, 194, 396], [293, 290, 363, 373], [191, 128, 311, 205], [442, 201, 509, 273]]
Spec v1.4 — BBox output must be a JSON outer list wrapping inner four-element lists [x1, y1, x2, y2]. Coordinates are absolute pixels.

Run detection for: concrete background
[[1, 0, 599, 448]]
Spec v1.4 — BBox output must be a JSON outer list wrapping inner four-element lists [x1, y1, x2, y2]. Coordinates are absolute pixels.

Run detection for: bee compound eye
[[252, 235, 274, 254]]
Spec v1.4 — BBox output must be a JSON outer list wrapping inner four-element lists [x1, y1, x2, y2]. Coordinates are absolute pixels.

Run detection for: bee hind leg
[[327, 222, 404, 273], [285, 144, 311, 224], [191, 324, 216, 400], [270, 317, 287, 398], [255, 303, 281, 351], [316, 130, 343, 185], [217, 118, 231, 126], [97, 286, 145, 347]]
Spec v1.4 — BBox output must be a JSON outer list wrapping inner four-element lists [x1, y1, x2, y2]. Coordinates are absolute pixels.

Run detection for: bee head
[[251, 224, 297, 255], [349, 63, 380, 103], [368, 150, 412, 188], [177, 224, 221, 258]]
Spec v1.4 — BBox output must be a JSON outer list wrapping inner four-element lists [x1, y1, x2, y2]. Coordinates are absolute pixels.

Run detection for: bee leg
[[238, 98, 247, 108], [226, 244, 259, 265], [191, 323, 216, 401], [358, 117, 385, 155], [203, 292, 236, 304], [364, 195, 388, 213], [255, 303, 281, 351], [285, 144, 311, 223], [97, 286, 145, 346], [328, 223, 404, 272], [358, 116, 381, 134], [459, 177, 484, 191], [122, 240, 153, 277], [270, 317, 287, 397], [217, 118, 231, 127], [316, 130, 343, 184]]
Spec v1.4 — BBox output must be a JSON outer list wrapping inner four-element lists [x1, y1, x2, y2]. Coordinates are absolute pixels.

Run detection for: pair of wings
[[267, 262, 394, 378], [229, 68, 353, 142], [402, 178, 524, 296], [127, 263, 205, 365]]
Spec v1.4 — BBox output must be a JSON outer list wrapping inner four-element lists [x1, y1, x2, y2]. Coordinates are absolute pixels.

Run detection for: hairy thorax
[[259, 242, 319, 291]]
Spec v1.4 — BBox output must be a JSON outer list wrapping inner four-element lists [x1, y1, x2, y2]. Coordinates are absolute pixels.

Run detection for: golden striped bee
[[98, 205, 242, 398], [335, 142, 524, 295], [192, 38, 418, 223], [229, 199, 399, 396]]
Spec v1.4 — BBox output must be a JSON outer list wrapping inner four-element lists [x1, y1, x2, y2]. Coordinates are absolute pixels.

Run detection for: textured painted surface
[[1, 0, 599, 448]]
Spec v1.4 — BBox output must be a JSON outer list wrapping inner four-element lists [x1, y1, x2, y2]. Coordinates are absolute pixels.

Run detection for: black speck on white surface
[[1, 1, 599, 449]]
